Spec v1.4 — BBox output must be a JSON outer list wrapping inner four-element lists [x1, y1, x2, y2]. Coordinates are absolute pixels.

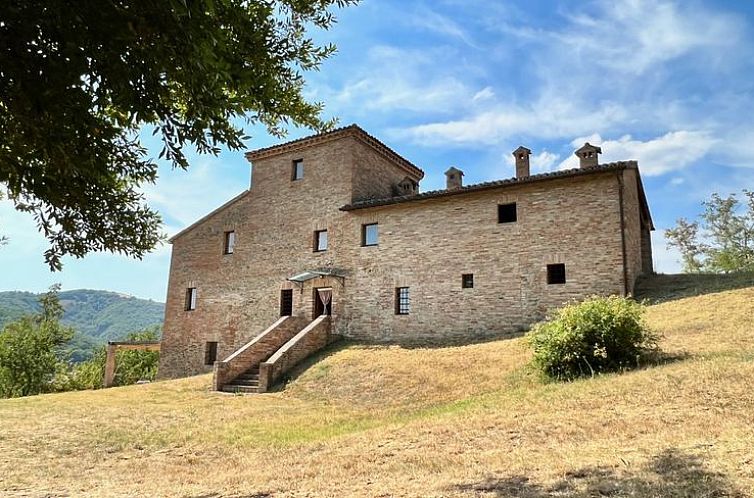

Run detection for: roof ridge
[[244, 124, 424, 179], [341, 162, 637, 211]]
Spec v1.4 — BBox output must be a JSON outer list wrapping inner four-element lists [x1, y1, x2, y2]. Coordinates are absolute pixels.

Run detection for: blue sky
[[2, 0, 754, 301]]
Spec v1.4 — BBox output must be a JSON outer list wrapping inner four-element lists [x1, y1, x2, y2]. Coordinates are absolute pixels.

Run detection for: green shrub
[[528, 296, 658, 381]]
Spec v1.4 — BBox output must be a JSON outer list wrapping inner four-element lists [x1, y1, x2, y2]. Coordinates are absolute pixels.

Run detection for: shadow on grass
[[451, 448, 746, 497], [267, 338, 353, 392], [635, 272, 754, 304]]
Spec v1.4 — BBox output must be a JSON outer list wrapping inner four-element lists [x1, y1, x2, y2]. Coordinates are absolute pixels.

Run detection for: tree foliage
[[66, 326, 161, 390], [666, 190, 754, 273], [528, 296, 658, 381], [0, 289, 164, 360], [0, 285, 74, 397], [0, 0, 357, 270]]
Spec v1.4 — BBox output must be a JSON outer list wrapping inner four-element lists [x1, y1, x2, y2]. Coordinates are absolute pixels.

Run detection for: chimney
[[445, 167, 464, 190], [512, 146, 532, 179], [575, 142, 602, 168]]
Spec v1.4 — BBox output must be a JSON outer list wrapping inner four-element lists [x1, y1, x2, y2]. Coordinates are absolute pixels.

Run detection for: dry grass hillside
[[1, 275, 753, 497]]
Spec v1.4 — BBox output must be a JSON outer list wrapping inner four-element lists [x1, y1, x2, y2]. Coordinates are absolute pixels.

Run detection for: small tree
[[0, 285, 74, 397], [528, 296, 658, 381], [666, 190, 754, 273]]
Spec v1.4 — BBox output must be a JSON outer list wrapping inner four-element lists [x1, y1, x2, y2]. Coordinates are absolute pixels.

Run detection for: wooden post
[[102, 341, 160, 388], [104, 343, 117, 388]]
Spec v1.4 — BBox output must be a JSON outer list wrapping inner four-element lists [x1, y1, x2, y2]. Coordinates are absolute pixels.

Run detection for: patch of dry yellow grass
[[1, 281, 753, 497]]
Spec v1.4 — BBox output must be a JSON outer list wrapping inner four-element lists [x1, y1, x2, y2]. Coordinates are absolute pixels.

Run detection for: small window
[[314, 230, 328, 252], [395, 287, 410, 315], [547, 264, 566, 285], [362, 223, 378, 246], [204, 342, 218, 366], [185, 287, 197, 311], [292, 159, 304, 180], [498, 203, 517, 223], [462, 274, 474, 289], [223, 231, 236, 255]]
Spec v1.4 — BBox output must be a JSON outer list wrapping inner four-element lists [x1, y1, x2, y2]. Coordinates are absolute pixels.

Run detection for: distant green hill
[[0, 289, 164, 361]]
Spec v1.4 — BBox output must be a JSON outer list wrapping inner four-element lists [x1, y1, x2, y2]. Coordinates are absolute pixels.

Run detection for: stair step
[[234, 380, 260, 387], [222, 384, 260, 394], [237, 373, 260, 380]]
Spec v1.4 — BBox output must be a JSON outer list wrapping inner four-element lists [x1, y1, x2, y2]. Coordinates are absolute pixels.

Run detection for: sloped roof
[[168, 190, 250, 243], [341, 161, 654, 230], [245, 124, 424, 180]]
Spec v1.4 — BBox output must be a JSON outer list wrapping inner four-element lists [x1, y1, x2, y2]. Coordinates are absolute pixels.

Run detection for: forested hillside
[[0, 290, 163, 360]]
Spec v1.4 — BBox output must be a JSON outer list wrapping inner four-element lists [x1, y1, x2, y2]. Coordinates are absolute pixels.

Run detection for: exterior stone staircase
[[221, 365, 261, 394], [213, 315, 334, 394]]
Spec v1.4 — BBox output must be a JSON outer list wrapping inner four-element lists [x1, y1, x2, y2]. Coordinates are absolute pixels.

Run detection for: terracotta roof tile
[[245, 124, 424, 180], [341, 161, 638, 211]]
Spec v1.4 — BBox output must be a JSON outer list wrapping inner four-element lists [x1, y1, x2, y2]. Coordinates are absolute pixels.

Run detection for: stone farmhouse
[[157, 125, 654, 392]]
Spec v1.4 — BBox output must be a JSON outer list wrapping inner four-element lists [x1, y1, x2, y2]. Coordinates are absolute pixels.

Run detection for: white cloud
[[397, 94, 628, 146], [504, 149, 560, 174], [141, 159, 247, 238], [554, 0, 742, 75], [407, 6, 479, 48], [472, 86, 495, 103], [557, 131, 717, 175], [652, 231, 683, 274], [325, 46, 481, 114]]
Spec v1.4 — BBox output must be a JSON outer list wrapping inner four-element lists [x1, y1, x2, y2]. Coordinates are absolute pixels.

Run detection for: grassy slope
[[1, 281, 753, 497]]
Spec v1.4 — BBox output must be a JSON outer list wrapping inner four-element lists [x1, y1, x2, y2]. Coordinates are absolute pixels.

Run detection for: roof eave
[[168, 190, 251, 243], [340, 162, 634, 212]]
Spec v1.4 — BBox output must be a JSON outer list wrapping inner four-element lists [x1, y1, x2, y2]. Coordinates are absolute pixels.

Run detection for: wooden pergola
[[104, 340, 161, 388]]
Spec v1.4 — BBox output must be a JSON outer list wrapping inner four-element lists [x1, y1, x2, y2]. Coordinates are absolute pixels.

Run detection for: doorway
[[280, 289, 293, 316], [313, 287, 332, 318]]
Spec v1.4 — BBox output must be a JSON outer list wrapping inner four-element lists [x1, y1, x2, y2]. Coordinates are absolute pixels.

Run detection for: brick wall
[[158, 132, 650, 379], [258, 315, 332, 392], [336, 171, 626, 344]]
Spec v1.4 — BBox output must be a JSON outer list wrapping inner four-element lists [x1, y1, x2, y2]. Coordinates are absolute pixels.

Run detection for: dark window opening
[[280, 289, 293, 316], [547, 264, 566, 285], [395, 287, 410, 315], [292, 159, 304, 180], [223, 231, 236, 255], [314, 230, 328, 252], [185, 287, 197, 311], [205, 341, 218, 366], [462, 274, 474, 289], [498, 203, 517, 223], [362, 223, 378, 246]]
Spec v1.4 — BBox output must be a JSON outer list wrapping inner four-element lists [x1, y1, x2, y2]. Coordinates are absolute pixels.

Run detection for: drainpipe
[[617, 171, 629, 296]]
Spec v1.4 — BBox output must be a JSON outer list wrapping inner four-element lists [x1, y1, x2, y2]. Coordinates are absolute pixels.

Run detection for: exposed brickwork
[[259, 315, 332, 392], [212, 316, 307, 390], [158, 126, 654, 380]]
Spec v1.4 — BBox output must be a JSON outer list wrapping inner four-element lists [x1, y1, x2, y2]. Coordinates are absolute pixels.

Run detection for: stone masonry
[[158, 125, 654, 380]]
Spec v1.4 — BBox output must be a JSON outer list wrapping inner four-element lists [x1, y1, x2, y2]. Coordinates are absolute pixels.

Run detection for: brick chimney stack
[[445, 167, 464, 190], [575, 143, 602, 168], [512, 146, 532, 179]]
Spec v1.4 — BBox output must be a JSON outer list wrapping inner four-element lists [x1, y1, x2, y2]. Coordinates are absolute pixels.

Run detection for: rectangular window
[[204, 342, 218, 366], [395, 287, 410, 315], [362, 223, 378, 246], [462, 273, 474, 289], [314, 230, 328, 252], [547, 264, 566, 285], [223, 230, 236, 255], [185, 287, 197, 311], [280, 289, 293, 316], [292, 159, 304, 180], [498, 203, 517, 223]]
